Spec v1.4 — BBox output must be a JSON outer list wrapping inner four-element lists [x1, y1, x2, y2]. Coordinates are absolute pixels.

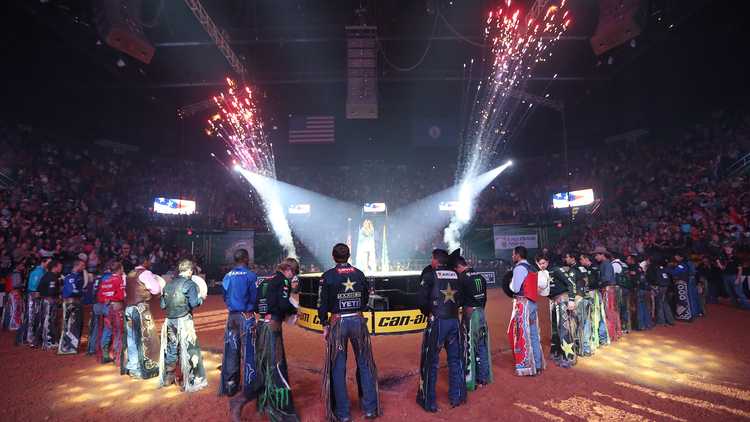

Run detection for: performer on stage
[[254, 257, 300, 421], [158, 259, 207, 392], [97, 262, 126, 365], [123, 257, 162, 378], [416, 249, 466, 412], [219, 249, 258, 421], [18, 257, 50, 346], [628, 255, 653, 331], [593, 247, 621, 342], [38, 260, 63, 350], [507, 246, 544, 376], [58, 259, 86, 355], [547, 253, 578, 368], [319, 244, 380, 422], [356, 219, 377, 273], [456, 256, 492, 389]]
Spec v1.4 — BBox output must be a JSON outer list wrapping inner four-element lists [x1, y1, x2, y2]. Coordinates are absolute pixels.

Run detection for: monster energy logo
[[259, 385, 291, 409], [474, 277, 482, 292]]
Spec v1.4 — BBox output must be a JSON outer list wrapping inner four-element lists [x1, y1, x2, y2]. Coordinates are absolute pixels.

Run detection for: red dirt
[[1, 290, 749, 421]]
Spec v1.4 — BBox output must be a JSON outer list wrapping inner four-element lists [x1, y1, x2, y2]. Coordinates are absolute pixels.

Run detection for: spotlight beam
[[237, 169, 360, 267], [237, 168, 297, 258], [388, 162, 512, 258], [445, 160, 512, 250]]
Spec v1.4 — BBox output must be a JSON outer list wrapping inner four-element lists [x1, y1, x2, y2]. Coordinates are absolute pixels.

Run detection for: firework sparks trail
[[445, 0, 571, 250], [207, 78, 297, 258], [207, 78, 276, 177]]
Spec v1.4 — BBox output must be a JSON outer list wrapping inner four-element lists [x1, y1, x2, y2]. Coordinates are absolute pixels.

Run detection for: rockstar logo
[[343, 278, 356, 292], [441, 283, 457, 303]]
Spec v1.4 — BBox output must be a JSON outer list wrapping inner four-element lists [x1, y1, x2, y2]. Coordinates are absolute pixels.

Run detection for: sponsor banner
[[296, 306, 326, 332], [296, 306, 373, 334], [469, 271, 496, 286], [494, 234, 538, 250], [296, 306, 427, 335], [372, 309, 428, 334]]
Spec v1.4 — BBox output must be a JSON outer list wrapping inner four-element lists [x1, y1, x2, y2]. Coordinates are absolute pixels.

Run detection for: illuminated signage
[[439, 201, 459, 212], [288, 203, 311, 215], [153, 198, 197, 215], [363, 203, 387, 213], [552, 189, 595, 209]]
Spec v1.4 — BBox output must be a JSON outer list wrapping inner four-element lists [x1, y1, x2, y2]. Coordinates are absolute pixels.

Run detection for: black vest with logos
[[428, 268, 462, 319]]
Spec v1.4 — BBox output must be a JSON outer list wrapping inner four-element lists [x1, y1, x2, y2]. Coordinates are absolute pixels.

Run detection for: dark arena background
[[1, 0, 750, 421]]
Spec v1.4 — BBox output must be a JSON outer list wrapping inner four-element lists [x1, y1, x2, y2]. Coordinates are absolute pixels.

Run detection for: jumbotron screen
[[552, 189, 595, 209], [153, 198, 197, 215], [439, 201, 459, 212], [363, 202, 387, 213], [288, 203, 311, 215]]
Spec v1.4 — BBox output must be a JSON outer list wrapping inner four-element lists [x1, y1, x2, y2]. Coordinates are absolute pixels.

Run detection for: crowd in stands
[[1, 109, 749, 288]]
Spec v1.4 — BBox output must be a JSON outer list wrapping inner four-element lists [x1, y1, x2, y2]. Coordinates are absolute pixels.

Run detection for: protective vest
[[549, 266, 576, 299], [516, 262, 538, 302], [429, 268, 462, 319], [464, 271, 487, 308], [97, 273, 125, 303], [162, 276, 191, 318], [329, 264, 368, 314], [126, 268, 151, 306]]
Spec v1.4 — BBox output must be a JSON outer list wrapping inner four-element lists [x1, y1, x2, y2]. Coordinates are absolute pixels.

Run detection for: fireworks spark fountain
[[207, 78, 297, 257], [445, 0, 572, 250]]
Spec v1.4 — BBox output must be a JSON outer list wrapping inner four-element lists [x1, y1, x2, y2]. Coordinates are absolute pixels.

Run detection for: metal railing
[[726, 152, 750, 178]]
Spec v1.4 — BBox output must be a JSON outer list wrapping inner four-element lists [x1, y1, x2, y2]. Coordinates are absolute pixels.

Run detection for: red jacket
[[97, 273, 126, 303]]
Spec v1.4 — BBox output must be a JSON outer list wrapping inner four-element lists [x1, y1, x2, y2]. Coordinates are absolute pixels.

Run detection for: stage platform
[[297, 271, 427, 334]]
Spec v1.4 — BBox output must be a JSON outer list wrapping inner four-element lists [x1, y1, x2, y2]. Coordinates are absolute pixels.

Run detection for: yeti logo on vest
[[337, 277, 362, 311]]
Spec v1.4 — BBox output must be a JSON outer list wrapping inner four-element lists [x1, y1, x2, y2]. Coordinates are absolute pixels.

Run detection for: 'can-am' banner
[[296, 306, 427, 335]]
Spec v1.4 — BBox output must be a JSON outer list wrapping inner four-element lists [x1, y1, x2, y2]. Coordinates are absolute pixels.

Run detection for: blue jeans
[[124, 307, 140, 375], [722, 275, 750, 309], [527, 301, 543, 370], [619, 288, 631, 331], [576, 298, 593, 356], [688, 278, 702, 315], [88, 303, 109, 354], [219, 313, 256, 398], [636, 290, 653, 330], [655, 287, 674, 325], [332, 316, 378, 419], [422, 318, 465, 410]]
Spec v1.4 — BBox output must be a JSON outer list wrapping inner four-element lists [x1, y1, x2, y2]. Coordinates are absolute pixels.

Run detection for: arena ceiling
[[1, 0, 745, 162]]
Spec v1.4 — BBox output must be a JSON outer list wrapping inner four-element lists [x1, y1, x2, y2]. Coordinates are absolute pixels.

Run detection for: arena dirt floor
[[1, 289, 750, 422]]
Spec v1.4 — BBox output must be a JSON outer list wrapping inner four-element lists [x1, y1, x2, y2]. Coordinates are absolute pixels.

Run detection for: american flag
[[288, 115, 335, 144]]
